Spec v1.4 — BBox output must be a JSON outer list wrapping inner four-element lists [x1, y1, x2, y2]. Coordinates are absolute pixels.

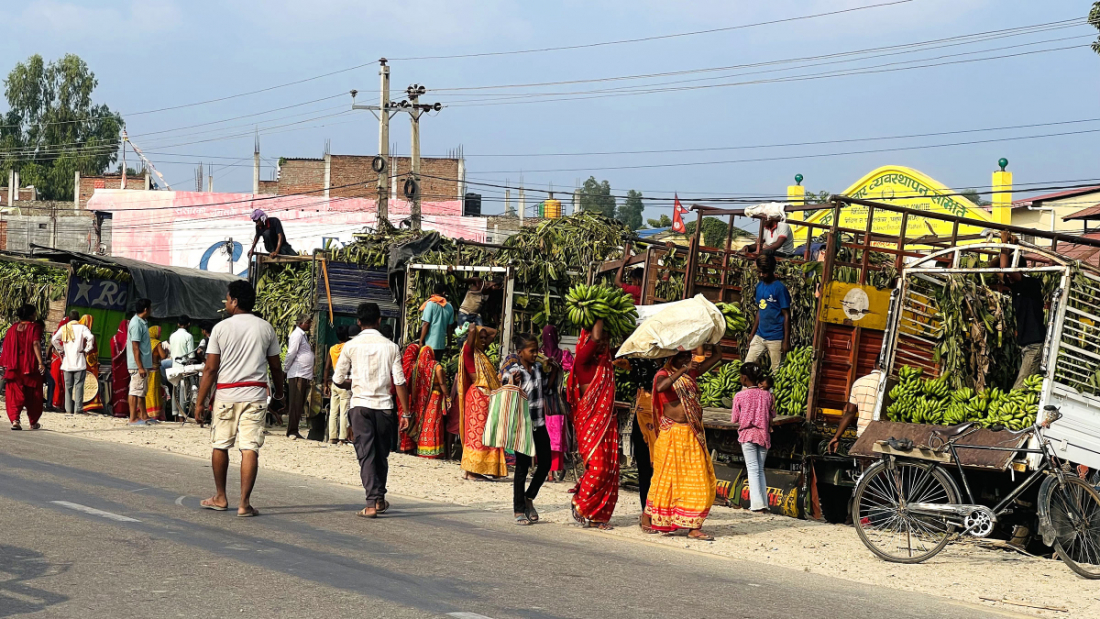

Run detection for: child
[[730, 362, 775, 514]]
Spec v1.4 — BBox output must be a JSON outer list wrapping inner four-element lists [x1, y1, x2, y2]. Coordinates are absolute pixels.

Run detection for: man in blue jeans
[[745, 254, 790, 370]]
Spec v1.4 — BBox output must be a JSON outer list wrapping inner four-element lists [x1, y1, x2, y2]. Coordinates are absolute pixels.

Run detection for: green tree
[[578, 176, 615, 218], [959, 188, 991, 207], [684, 217, 754, 248], [617, 189, 644, 230], [1091, 2, 1100, 54], [647, 214, 672, 228], [804, 190, 831, 203], [0, 54, 123, 200]]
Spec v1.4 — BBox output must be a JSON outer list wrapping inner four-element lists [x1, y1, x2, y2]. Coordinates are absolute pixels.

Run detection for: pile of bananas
[[887, 366, 1042, 430], [773, 346, 812, 416], [699, 360, 743, 408], [716, 302, 748, 337], [76, 264, 132, 283], [565, 284, 638, 341]]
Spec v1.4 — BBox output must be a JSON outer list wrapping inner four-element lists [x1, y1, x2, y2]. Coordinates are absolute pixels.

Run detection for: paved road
[[0, 429, 1017, 619]]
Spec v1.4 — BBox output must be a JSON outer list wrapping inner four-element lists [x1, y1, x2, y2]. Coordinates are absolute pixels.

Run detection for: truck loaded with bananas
[[695, 346, 813, 415], [564, 283, 639, 341], [885, 366, 1042, 431]]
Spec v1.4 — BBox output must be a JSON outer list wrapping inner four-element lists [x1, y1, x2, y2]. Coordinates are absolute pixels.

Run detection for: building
[[1010, 186, 1100, 244], [76, 172, 151, 209], [0, 207, 111, 254], [274, 154, 464, 205]]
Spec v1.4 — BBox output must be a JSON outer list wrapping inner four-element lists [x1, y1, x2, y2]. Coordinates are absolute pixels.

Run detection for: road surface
[[0, 428, 1018, 618]]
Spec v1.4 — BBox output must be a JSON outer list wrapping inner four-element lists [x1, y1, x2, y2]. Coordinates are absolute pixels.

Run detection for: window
[[38, 223, 47, 230]]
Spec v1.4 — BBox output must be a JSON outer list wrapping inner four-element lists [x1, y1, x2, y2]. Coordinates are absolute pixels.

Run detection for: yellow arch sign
[[805, 165, 990, 241]]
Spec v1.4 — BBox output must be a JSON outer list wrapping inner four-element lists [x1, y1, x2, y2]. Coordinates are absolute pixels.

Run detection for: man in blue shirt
[[418, 282, 455, 358], [126, 298, 154, 426], [746, 254, 790, 369]]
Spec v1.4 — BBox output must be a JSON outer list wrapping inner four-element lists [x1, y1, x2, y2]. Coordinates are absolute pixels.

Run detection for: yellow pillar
[[992, 158, 1012, 226], [787, 174, 806, 221]]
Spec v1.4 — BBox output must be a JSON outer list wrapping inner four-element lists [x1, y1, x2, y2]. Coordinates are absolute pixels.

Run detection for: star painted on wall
[[73, 280, 94, 304]]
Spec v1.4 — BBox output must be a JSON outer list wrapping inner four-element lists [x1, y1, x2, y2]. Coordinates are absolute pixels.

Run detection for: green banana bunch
[[772, 346, 812, 417], [698, 360, 743, 407], [564, 284, 639, 341], [887, 365, 1042, 430], [715, 302, 749, 337]]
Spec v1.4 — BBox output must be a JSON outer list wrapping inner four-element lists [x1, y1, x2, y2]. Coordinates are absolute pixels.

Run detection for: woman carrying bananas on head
[[645, 346, 721, 540], [567, 318, 621, 529]]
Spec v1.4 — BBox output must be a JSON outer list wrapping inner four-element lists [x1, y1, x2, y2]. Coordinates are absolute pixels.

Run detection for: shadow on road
[[0, 545, 69, 617]]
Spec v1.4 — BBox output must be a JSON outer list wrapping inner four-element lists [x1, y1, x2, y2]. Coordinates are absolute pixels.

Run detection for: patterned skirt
[[460, 386, 507, 477], [645, 421, 716, 531], [417, 391, 445, 459]]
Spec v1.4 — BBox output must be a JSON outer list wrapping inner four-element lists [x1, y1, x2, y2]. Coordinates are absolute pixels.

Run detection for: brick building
[[76, 172, 150, 209], [275, 154, 463, 202]]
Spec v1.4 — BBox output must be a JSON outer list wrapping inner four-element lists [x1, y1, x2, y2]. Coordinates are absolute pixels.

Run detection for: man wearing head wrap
[[248, 209, 296, 257]]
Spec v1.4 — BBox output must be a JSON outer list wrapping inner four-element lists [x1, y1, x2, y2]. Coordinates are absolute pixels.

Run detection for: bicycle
[[165, 353, 204, 424], [852, 407, 1100, 578]]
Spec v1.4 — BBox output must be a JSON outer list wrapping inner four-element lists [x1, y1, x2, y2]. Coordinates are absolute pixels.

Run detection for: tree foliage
[[578, 176, 615, 218], [1, 54, 123, 200], [617, 189, 644, 230], [684, 217, 754, 248], [959, 188, 991, 207], [647, 214, 672, 229], [1092, 2, 1100, 54]]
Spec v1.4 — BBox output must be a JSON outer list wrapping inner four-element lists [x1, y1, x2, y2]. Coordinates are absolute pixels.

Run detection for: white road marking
[[175, 495, 186, 506], [51, 501, 140, 522], [447, 613, 496, 619]]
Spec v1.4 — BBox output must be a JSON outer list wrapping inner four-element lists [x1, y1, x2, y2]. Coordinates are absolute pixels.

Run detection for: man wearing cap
[[249, 209, 296, 257]]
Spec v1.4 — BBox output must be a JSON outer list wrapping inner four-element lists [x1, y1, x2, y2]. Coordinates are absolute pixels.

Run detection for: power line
[[388, 1, 915, 61]]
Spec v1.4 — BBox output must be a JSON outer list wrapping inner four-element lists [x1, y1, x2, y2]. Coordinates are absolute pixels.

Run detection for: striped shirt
[[849, 371, 883, 437]]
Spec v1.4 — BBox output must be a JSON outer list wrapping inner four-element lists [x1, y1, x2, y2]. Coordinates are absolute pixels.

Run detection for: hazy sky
[[3, 0, 1098, 220]]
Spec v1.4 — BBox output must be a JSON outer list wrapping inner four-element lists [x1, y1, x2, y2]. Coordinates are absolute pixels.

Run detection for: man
[[2, 304, 45, 430], [450, 267, 499, 328], [51, 314, 95, 415], [45, 310, 79, 411], [325, 325, 356, 445], [126, 298, 154, 426], [248, 209, 296, 257], [284, 314, 315, 440], [828, 368, 884, 452], [756, 215, 796, 257], [1000, 231, 1047, 389], [194, 280, 284, 517], [417, 282, 454, 358], [333, 302, 410, 518], [616, 265, 643, 305], [195, 321, 213, 362], [169, 315, 196, 363], [745, 254, 791, 369]]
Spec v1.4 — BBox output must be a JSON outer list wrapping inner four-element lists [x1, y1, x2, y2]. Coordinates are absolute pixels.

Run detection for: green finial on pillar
[[998, 158, 1008, 171], [794, 174, 803, 185]]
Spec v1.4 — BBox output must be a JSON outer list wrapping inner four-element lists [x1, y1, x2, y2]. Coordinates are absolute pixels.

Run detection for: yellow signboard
[[806, 165, 991, 242], [821, 281, 892, 330]]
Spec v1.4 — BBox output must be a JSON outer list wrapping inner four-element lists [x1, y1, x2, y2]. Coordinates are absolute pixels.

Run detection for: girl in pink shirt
[[730, 363, 774, 513]]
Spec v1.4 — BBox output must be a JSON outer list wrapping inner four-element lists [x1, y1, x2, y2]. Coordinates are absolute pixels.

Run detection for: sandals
[[571, 504, 585, 525], [10, 422, 21, 431], [200, 499, 228, 511], [356, 506, 378, 519], [514, 513, 532, 526], [688, 531, 715, 541], [524, 498, 539, 523], [376, 499, 390, 514], [589, 522, 613, 531], [237, 506, 260, 518], [29, 423, 41, 430]]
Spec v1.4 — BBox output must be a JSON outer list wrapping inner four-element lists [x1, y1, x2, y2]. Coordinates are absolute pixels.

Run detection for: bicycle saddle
[[931, 422, 976, 439]]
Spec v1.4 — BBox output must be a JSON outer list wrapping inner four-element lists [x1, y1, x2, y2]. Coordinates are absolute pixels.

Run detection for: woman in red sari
[[414, 346, 449, 459], [397, 343, 420, 453], [459, 324, 506, 480], [109, 319, 130, 418], [567, 318, 618, 529], [2, 304, 46, 430]]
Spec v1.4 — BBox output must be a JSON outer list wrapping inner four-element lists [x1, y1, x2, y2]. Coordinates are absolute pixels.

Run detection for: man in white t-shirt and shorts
[[194, 280, 285, 517]]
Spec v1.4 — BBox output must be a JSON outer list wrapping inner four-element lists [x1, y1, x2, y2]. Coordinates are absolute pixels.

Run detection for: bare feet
[[463, 472, 488, 481]]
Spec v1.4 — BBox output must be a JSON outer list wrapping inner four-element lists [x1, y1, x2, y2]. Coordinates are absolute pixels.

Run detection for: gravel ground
[[26, 411, 1099, 617]]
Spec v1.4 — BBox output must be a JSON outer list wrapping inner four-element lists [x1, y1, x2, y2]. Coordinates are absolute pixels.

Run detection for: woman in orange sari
[[78, 315, 104, 414], [459, 324, 506, 480], [145, 325, 165, 420], [645, 348, 721, 540], [567, 319, 618, 529], [414, 346, 449, 458], [397, 343, 421, 453]]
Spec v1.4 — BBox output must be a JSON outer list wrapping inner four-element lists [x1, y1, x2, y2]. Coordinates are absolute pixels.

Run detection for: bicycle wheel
[[1045, 475, 1100, 579], [852, 459, 960, 564]]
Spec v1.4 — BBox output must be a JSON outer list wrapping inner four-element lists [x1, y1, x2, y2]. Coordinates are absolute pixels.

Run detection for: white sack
[[617, 294, 726, 359], [744, 202, 788, 221]]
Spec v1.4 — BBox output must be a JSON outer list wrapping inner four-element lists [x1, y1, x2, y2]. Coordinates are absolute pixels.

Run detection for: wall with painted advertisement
[[87, 190, 489, 271]]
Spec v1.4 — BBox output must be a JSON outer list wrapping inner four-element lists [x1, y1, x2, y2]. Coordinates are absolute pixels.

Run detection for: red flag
[[671, 194, 687, 233]]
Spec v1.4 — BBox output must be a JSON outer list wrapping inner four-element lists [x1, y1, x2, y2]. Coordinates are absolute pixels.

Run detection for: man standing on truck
[[616, 264, 643, 305], [418, 282, 455, 358], [249, 209, 296, 257], [756, 214, 796, 257], [745, 254, 791, 369], [449, 267, 500, 328], [1000, 231, 1047, 389]]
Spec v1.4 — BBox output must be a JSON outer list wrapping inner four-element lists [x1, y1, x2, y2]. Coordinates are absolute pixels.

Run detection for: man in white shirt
[[169, 315, 196, 362], [284, 314, 315, 440], [51, 316, 95, 415], [757, 215, 796, 257], [194, 280, 285, 518], [828, 369, 884, 453], [334, 302, 410, 519]]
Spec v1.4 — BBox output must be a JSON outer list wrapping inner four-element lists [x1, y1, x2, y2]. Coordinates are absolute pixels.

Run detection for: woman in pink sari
[[542, 325, 573, 478], [109, 319, 130, 418], [567, 319, 618, 529]]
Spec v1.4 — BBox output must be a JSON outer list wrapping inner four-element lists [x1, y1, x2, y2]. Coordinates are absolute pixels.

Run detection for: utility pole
[[407, 84, 424, 231], [121, 131, 127, 189], [253, 133, 260, 195], [351, 59, 396, 227], [226, 238, 234, 273]]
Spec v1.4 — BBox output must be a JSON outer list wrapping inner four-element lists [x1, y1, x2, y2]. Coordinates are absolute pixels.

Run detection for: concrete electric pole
[[351, 59, 397, 227]]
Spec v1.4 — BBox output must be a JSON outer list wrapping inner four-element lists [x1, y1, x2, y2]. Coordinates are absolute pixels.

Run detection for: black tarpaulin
[[387, 231, 442, 292]]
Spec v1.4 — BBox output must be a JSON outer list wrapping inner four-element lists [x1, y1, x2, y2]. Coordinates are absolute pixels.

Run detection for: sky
[[2, 0, 1099, 222]]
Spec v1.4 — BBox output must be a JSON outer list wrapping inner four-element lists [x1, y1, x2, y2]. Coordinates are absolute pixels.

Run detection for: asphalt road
[[0, 429, 1018, 619]]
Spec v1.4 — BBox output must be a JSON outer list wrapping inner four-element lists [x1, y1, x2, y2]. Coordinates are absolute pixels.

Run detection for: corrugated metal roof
[[1012, 186, 1100, 207], [637, 227, 670, 237], [1054, 232, 1100, 266], [1063, 204, 1100, 221], [317, 261, 399, 318]]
